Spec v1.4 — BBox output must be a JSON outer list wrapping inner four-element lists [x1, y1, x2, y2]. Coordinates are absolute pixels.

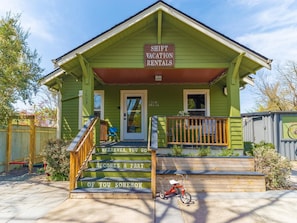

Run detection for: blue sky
[[1, 0, 297, 112]]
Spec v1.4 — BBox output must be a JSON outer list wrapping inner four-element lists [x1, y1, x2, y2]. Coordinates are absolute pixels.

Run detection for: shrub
[[197, 147, 211, 156], [243, 141, 254, 155], [43, 139, 70, 181], [172, 145, 183, 156], [252, 142, 292, 189], [217, 148, 239, 157]]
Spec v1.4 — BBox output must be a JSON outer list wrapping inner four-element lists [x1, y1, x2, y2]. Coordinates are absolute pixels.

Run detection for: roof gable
[[52, 1, 271, 69], [42, 1, 271, 87]]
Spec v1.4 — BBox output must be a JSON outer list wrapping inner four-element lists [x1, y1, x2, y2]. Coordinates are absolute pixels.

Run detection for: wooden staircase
[[70, 145, 152, 199]]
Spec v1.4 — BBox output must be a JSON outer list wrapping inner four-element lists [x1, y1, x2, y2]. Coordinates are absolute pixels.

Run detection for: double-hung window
[[183, 89, 209, 116], [94, 90, 104, 118]]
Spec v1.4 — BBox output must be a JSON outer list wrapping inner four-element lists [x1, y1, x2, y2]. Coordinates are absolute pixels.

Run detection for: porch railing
[[67, 116, 99, 191], [167, 116, 228, 146]]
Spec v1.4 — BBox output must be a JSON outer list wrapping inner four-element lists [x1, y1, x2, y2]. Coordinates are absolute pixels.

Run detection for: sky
[[1, 0, 297, 113]]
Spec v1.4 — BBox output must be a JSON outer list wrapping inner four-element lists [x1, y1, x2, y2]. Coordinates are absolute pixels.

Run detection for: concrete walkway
[[1, 173, 297, 222], [0, 175, 68, 223], [38, 190, 297, 223]]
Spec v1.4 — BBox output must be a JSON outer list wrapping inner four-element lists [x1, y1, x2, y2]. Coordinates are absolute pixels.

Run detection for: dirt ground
[[0, 166, 46, 182]]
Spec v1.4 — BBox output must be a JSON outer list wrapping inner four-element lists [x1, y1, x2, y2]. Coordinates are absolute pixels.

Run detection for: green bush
[[243, 141, 254, 155], [252, 142, 292, 189], [197, 147, 211, 156], [172, 145, 183, 156], [216, 148, 239, 157], [43, 139, 70, 181]]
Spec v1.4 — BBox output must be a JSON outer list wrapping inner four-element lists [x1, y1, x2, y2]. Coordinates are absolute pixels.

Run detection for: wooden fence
[[0, 122, 56, 173]]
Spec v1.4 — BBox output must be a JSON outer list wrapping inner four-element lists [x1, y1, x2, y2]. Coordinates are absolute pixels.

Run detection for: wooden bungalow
[[41, 1, 272, 198]]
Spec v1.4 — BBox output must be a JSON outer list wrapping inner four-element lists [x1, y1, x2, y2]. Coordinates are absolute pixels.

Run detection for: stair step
[[83, 168, 151, 178], [92, 153, 151, 161], [70, 188, 152, 199], [79, 176, 151, 182], [157, 171, 266, 193], [88, 160, 151, 169], [97, 147, 149, 153], [77, 177, 151, 189]]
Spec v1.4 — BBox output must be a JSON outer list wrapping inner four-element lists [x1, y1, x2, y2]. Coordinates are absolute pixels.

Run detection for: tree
[[255, 61, 297, 111], [0, 13, 43, 125], [33, 87, 57, 127]]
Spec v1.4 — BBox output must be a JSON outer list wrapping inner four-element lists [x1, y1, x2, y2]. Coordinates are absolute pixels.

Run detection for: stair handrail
[[147, 117, 152, 151], [67, 116, 99, 191], [148, 115, 158, 198]]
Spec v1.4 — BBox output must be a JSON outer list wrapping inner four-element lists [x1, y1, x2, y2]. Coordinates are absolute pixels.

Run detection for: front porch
[[68, 117, 265, 199], [101, 116, 230, 148]]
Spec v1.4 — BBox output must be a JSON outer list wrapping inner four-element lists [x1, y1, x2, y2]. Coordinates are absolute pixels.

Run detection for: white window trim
[[78, 90, 104, 129], [183, 89, 210, 116], [94, 90, 104, 119]]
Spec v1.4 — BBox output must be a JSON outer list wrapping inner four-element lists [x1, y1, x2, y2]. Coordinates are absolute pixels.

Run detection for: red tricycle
[[159, 174, 192, 204]]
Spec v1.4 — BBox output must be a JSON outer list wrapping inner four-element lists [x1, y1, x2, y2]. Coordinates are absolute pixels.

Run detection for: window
[[183, 89, 209, 116], [94, 90, 104, 118], [78, 90, 104, 129]]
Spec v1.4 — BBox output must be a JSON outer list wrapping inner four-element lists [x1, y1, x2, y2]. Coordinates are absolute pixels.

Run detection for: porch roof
[[40, 1, 272, 89], [92, 68, 227, 84]]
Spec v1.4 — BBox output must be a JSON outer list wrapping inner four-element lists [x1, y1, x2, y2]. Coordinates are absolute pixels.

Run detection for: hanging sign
[[144, 44, 175, 68]]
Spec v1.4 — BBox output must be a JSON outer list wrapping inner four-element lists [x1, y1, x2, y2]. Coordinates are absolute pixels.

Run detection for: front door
[[121, 90, 147, 141]]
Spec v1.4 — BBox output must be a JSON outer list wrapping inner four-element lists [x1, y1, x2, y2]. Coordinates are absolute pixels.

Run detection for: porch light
[[155, 74, 162, 81], [223, 86, 228, 96]]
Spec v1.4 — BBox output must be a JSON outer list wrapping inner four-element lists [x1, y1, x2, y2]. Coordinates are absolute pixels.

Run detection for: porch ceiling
[[93, 68, 227, 84]]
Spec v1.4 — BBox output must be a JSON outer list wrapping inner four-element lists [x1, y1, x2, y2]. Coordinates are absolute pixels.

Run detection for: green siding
[[167, 17, 232, 58], [228, 117, 243, 149], [89, 24, 156, 68], [147, 85, 183, 117], [210, 85, 228, 116], [161, 19, 227, 67], [61, 76, 82, 140], [88, 17, 228, 69], [62, 99, 79, 140]]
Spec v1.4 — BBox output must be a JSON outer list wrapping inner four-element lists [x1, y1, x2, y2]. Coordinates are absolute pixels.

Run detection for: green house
[[41, 1, 271, 151]]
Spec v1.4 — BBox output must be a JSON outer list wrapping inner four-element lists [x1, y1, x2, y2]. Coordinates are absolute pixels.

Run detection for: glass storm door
[[121, 90, 147, 140]]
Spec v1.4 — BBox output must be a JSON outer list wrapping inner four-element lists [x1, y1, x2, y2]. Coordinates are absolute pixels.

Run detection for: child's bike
[[159, 174, 192, 204]]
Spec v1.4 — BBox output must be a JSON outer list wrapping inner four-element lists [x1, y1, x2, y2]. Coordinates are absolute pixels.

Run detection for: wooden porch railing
[[67, 116, 99, 191], [167, 116, 228, 146]]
